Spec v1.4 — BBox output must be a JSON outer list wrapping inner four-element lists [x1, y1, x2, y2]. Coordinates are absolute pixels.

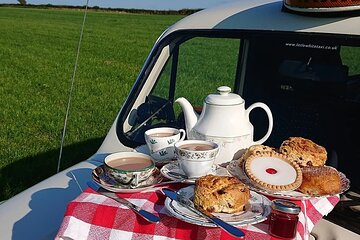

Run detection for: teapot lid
[[205, 86, 244, 105]]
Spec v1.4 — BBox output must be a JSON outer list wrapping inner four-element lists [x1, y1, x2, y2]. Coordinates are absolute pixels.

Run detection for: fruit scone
[[279, 137, 327, 167], [280, 137, 343, 196], [193, 175, 250, 214]]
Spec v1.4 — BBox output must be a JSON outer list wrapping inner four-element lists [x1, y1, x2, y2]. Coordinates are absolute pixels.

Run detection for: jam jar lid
[[271, 199, 301, 214]]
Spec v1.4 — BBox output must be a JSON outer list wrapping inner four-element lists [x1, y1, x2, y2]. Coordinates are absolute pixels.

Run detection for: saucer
[[160, 162, 230, 184], [91, 165, 163, 193], [164, 185, 271, 227]]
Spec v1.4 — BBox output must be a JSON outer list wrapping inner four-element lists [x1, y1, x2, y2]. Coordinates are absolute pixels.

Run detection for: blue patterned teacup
[[145, 127, 186, 161]]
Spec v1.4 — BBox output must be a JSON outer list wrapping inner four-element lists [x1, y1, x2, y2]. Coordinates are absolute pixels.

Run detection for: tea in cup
[[104, 152, 155, 187], [145, 127, 186, 161], [174, 140, 219, 178]]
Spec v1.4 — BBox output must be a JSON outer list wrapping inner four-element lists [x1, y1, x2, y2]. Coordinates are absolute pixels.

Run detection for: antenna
[[57, 0, 90, 173]]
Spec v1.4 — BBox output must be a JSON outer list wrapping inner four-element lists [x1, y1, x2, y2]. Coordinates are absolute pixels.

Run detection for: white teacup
[[174, 140, 219, 178], [145, 127, 186, 161]]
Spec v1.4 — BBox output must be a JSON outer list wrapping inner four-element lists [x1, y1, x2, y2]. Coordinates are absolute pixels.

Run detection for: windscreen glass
[[124, 36, 241, 144]]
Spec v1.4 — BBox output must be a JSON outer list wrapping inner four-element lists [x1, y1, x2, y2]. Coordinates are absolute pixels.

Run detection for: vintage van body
[[0, 0, 359, 239]]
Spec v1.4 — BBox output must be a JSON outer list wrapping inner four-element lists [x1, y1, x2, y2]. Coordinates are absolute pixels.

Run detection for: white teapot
[[175, 86, 273, 164]]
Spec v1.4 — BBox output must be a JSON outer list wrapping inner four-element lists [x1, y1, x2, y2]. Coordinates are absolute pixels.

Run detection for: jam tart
[[244, 152, 302, 192]]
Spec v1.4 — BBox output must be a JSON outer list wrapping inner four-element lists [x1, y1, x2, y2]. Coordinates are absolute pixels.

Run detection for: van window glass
[[125, 36, 242, 144], [174, 37, 240, 112], [242, 39, 360, 191]]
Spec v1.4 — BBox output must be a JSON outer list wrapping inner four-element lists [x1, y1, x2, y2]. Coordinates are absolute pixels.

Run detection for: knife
[[87, 181, 160, 223], [163, 188, 245, 238]]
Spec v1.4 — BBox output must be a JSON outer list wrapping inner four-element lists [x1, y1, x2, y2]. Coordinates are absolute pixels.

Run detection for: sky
[[0, 0, 236, 10]]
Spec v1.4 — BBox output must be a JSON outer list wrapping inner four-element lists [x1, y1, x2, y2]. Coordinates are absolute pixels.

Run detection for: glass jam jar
[[268, 199, 301, 239]]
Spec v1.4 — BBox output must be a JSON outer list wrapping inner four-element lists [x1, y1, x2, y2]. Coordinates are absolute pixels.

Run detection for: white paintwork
[[97, 113, 132, 154], [0, 158, 102, 240], [311, 219, 360, 240], [161, 0, 360, 37], [0, 0, 359, 239], [124, 45, 171, 133]]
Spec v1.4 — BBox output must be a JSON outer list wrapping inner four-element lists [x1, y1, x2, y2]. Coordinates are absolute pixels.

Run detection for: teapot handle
[[245, 102, 273, 145]]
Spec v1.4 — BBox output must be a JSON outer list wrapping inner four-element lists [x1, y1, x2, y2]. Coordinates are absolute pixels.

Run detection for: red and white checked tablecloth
[[55, 185, 339, 240]]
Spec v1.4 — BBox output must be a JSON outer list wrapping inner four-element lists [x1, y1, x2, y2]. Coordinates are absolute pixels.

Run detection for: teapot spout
[[175, 97, 199, 137]]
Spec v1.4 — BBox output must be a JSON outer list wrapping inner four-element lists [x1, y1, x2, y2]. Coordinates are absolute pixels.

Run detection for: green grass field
[[0, 7, 183, 201], [1, 6, 360, 203]]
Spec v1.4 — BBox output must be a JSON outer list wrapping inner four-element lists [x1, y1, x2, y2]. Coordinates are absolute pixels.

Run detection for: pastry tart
[[244, 152, 302, 192]]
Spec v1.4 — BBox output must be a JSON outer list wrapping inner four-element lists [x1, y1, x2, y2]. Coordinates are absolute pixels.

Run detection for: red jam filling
[[266, 168, 277, 174], [269, 210, 299, 239]]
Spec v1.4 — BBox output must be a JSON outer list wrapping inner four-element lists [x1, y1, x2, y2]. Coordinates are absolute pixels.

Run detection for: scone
[[279, 137, 327, 167], [193, 175, 250, 214], [297, 166, 341, 196], [244, 152, 302, 192]]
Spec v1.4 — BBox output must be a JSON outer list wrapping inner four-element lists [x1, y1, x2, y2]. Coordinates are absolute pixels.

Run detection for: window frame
[[115, 29, 360, 148]]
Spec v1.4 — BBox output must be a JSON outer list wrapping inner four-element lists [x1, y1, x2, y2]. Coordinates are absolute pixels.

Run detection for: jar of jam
[[268, 199, 301, 239]]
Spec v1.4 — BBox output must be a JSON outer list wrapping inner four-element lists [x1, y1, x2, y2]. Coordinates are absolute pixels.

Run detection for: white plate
[[227, 160, 350, 200], [164, 185, 271, 227], [91, 165, 163, 193], [161, 162, 230, 184]]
